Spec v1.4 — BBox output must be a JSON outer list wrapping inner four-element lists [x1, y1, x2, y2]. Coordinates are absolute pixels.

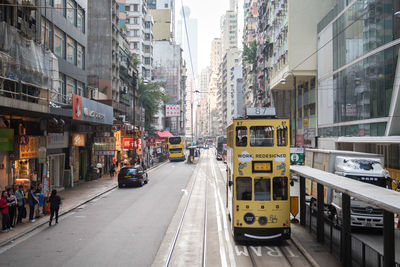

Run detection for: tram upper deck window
[[277, 126, 288, 146], [273, 177, 288, 200], [236, 126, 247, 147], [168, 137, 181, 144], [236, 177, 252, 201], [254, 178, 271, 201], [250, 126, 274, 147]]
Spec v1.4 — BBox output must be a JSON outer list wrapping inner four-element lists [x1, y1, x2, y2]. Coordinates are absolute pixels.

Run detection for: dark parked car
[[118, 166, 148, 188]]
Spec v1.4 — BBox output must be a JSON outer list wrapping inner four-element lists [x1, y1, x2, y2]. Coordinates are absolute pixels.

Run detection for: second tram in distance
[[226, 108, 291, 242]]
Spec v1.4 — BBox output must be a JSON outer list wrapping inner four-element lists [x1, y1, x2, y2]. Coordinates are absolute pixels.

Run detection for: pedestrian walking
[[96, 162, 103, 178], [28, 186, 38, 223], [6, 187, 16, 227], [109, 164, 115, 178], [49, 190, 61, 226], [15, 185, 25, 224], [0, 191, 11, 232]]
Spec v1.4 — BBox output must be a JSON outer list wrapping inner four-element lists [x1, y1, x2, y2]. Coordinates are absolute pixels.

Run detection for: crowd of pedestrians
[[0, 184, 60, 233]]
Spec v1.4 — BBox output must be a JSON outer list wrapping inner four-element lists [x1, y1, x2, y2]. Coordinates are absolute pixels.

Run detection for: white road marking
[[264, 246, 283, 257], [249, 246, 262, 256], [181, 189, 188, 195], [211, 182, 228, 267], [234, 246, 249, 256], [211, 158, 236, 267]]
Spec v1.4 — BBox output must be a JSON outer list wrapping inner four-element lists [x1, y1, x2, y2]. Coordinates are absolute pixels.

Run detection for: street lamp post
[[280, 72, 297, 147]]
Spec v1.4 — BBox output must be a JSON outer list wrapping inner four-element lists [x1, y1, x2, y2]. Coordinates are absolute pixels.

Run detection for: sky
[[177, 0, 243, 72]]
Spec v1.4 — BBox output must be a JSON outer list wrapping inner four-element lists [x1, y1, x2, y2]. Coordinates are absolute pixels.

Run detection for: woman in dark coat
[[49, 189, 61, 226]]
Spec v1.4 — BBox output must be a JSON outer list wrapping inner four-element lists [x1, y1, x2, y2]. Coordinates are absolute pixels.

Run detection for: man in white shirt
[[96, 162, 103, 178]]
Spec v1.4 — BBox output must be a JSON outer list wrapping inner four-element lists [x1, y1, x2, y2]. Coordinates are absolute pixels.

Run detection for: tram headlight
[[243, 213, 255, 225], [258, 216, 267, 225]]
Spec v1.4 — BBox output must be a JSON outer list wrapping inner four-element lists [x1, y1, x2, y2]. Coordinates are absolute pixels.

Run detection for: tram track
[[164, 153, 208, 267]]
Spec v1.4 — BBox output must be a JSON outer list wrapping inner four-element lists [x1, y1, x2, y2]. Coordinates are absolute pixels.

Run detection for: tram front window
[[236, 126, 247, 147], [236, 177, 252, 200], [273, 177, 288, 200], [254, 178, 271, 201], [250, 126, 274, 147]]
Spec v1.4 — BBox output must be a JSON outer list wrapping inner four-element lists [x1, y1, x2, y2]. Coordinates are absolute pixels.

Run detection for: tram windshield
[[168, 137, 182, 144], [254, 178, 271, 201], [236, 177, 252, 200], [250, 126, 274, 147], [236, 126, 247, 147], [273, 177, 288, 200]]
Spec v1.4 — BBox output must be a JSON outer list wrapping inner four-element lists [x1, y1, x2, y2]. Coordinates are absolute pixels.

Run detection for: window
[[164, 3, 168, 8], [145, 33, 150, 40], [236, 177, 252, 200], [125, 5, 130, 11], [77, 8, 85, 33], [168, 137, 182, 144], [76, 81, 84, 96], [144, 57, 150, 65], [254, 178, 271, 201], [41, 17, 52, 49], [133, 42, 138, 49], [67, 0, 75, 25], [144, 45, 150, 53], [277, 126, 288, 146], [273, 177, 288, 201], [133, 29, 139, 37], [77, 44, 84, 69], [66, 76, 76, 101], [54, 0, 63, 13], [133, 4, 138, 11], [236, 126, 247, 147], [54, 27, 65, 58], [250, 126, 274, 147], [145, 21, 151, 28], [66, 36, 76, 64]]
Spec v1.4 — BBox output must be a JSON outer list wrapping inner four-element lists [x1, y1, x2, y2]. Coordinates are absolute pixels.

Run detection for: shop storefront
[[46, 132, 69, 190]]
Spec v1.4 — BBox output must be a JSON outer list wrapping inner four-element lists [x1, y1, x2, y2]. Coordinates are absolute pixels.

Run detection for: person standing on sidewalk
[[6, 187, 16, 228], [0, 191, 11, 232], [109, 163, 115, 178], [28, 186, 38, 223], [96, 162, 103, 178], [15, 185, 25, 224], [49, 190, 61, 226]]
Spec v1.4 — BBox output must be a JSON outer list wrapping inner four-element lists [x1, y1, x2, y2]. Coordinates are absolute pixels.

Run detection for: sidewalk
[[0, 161, 166, 248]]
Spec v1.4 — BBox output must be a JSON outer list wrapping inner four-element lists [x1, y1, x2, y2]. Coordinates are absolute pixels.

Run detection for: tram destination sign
[[246, 107, 276, 116]]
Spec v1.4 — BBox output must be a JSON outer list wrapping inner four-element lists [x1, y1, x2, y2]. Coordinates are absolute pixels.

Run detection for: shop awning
[[156, 131, 173, 138]]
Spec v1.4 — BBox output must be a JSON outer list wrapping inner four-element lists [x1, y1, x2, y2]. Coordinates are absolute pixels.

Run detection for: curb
[[0, 160, 168, 248], [290, 228, 320, 267]]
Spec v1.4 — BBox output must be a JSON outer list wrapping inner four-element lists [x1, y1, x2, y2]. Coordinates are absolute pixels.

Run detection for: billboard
[[165, 104, 180, 117]]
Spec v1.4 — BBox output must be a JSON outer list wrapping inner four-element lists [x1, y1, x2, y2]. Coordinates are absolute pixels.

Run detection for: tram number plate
[[252, 161, 272, 173]]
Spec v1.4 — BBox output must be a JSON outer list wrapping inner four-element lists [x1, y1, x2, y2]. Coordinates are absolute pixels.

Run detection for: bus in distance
[[168, 136, 186, 161]]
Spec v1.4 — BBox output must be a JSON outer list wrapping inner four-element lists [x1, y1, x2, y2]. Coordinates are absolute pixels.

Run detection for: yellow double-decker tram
[[226, 107, 291, 242]]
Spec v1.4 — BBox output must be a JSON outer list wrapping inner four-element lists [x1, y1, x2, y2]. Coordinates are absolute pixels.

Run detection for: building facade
[[317, 0, 400, 180]]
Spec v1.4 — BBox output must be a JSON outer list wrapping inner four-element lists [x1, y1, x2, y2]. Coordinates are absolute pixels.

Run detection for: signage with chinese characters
[[47, 132, 69, 149], [72, 94, 83, 120], [123, 138, 134, 150], [20, 136, 39, 159], [165, 104, 180, 117], [72, 134, 85, 146], [94, 137, 116, 151], [114, 131, 121, 151], [18, 135, 29, 145]]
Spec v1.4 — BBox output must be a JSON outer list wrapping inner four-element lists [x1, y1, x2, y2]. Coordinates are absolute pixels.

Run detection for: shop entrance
[[49, 154, 65, 190], [79, 151, 87, 180]]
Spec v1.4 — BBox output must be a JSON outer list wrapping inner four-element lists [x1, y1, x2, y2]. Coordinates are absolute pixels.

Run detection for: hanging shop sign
[[114, 131, 121, 151], [47, 132, 69, 149], [72, 94, 113, 125], [95, 151, 115, 156], [72, 134, 86, 146], [134, 138, 141, 149], [0, 128, 13, 151], [20, 136, 39, 159], [18, 135, 29, 145], [146, 138, 155, 147], [123, 138, 134, 150], [94, 137, 116, 151], [38, 147, 47, 164], [165, 105, 180, 117]]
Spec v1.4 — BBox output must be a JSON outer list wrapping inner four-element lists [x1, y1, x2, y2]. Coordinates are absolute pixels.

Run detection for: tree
[[242, 40, 257, 66], [138, 79, 168, 135]]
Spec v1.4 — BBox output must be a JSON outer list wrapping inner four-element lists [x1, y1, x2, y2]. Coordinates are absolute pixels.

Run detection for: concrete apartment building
[[147, 0, 175, 41], [258, 0, 335, 147], [208, 38, 222, 136], [124, 0, 154, 80], [0, 1, 114, 190], [317, 0, 400, 181], [242, 0, 258, 109]]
